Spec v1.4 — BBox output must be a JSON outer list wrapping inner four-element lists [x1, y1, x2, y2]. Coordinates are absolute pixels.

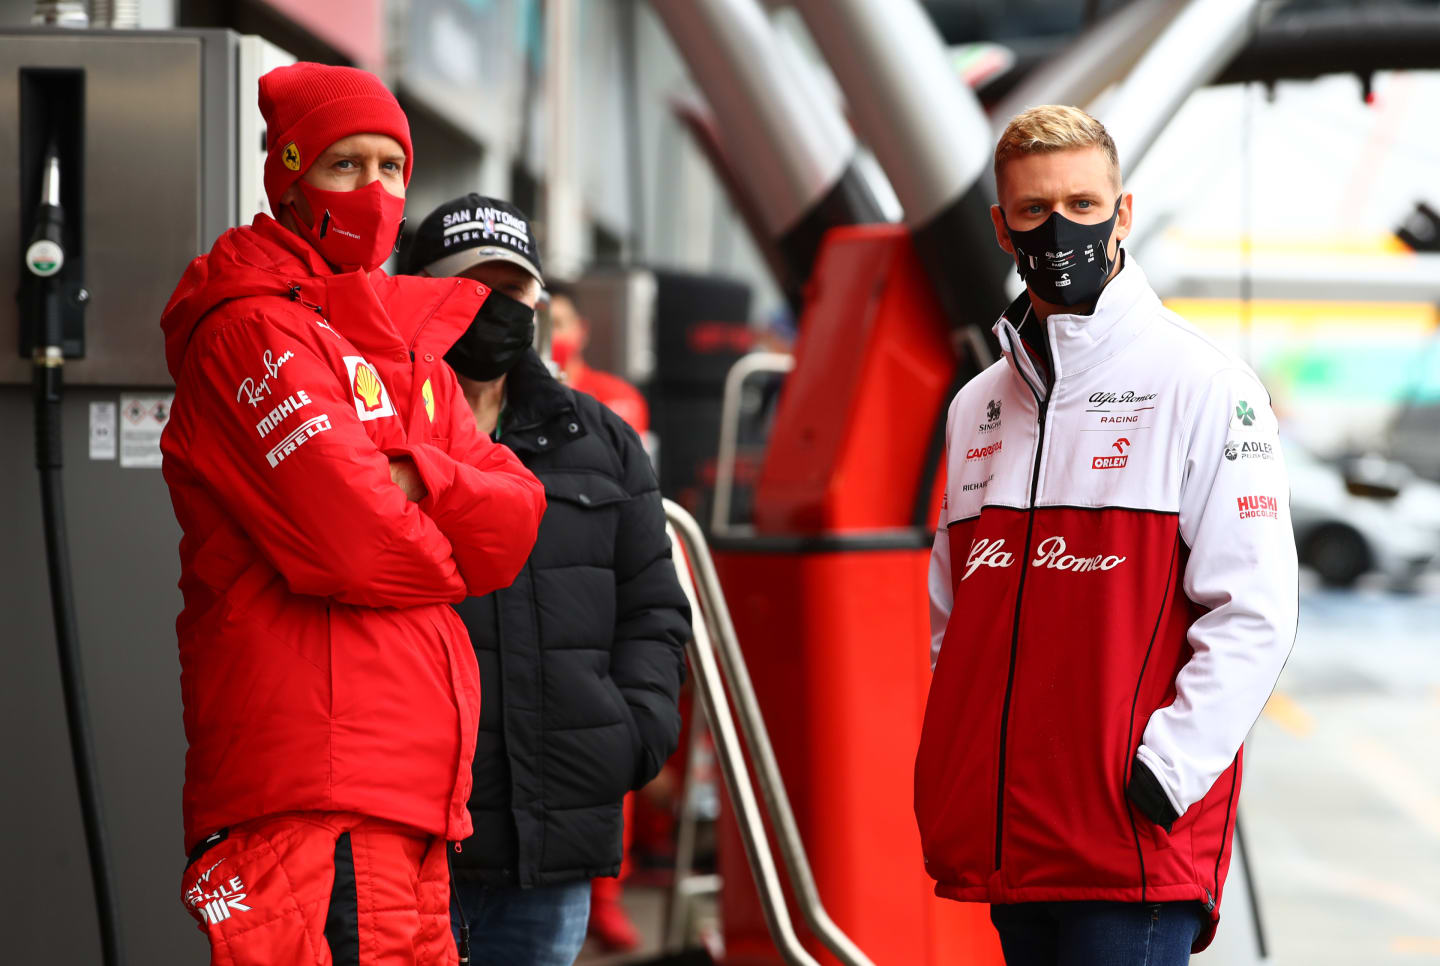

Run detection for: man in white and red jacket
[[914, 105, 1297, 964], [160, 63, 545, 965]]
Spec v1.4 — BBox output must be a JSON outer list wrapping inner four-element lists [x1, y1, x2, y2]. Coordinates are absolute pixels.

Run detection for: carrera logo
[[343, 356, 396, 421], [967, 441, 1003, 461], [1237, 494, 1279, 519], [962, 535, 1127, 581]]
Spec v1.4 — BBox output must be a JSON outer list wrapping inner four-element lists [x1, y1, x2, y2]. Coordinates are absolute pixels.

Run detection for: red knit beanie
[[258, 62, 414, 215]]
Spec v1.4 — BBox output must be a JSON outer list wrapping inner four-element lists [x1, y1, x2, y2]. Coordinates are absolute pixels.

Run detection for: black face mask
[[445, 289, 536, 382], [1002, 197, 1122, 307]]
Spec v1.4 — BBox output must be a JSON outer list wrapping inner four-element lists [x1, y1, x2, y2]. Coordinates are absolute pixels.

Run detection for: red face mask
[[290, 179, 406, 273], [549, 329, 581, 371]]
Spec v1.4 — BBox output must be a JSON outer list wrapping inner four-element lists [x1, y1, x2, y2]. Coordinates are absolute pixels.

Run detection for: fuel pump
[[17, 74, 124, 966]]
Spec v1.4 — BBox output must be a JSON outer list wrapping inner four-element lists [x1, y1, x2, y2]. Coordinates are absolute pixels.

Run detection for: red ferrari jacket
[[160, 215, 545, 853]]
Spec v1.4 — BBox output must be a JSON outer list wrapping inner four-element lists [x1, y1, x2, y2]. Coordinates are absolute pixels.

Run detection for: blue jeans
[[450, 877, 591, 966], [989, 901, 1206, 966]]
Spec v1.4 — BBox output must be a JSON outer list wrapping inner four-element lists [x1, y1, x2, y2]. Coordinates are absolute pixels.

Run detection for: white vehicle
[[1286, 439, 1440, 588]]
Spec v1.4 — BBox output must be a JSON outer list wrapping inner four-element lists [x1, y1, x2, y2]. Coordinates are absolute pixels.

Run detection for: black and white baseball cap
[[403, 193, 543, 282]]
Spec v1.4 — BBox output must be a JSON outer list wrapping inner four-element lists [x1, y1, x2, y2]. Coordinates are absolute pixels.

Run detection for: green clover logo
[[1235, 401, 1256, 427]]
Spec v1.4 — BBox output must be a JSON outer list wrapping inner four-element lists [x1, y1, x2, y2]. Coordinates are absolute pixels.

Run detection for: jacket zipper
[[994, 335, 1050, 871]]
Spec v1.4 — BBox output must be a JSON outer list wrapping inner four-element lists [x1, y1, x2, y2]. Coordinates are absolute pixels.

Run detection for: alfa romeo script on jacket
[[915, 259, 1297, 951]]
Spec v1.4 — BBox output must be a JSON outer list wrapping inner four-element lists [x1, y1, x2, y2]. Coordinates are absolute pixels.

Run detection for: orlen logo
[[1093, 437, 1130, 469], [1237, 494, 1279, 520], [967, 440, 1003, 461], [962, 535, 1127, 581]]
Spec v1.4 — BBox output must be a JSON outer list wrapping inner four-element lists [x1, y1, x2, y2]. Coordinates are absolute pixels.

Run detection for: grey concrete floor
[[576, 575, 1440, 966], [1239, 574, 1440, 964]]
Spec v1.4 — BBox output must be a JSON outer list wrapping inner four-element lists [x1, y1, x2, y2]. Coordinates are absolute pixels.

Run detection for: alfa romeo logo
[[1235, 401, 1256, 427]]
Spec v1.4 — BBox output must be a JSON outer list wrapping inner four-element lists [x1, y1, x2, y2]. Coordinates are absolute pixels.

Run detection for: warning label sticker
[[89, 402, 116, 460], [119, 394, 172, 469]]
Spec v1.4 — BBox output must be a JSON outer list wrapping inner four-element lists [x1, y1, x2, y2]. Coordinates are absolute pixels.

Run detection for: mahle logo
[[1235, 401, 1256, 427]]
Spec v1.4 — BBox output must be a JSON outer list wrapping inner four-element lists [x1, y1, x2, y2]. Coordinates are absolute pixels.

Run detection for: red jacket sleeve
[[386, 364, 545, 597], [177, 313, 468, 608]]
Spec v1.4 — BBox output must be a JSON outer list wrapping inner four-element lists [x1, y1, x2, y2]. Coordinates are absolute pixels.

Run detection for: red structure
[[713, 225, 1003, 965]]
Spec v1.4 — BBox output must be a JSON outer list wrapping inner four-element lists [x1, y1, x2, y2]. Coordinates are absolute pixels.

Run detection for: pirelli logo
[[265, 414, 332, 467]]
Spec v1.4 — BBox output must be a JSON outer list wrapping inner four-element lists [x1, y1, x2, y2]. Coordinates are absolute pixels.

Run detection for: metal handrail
[[710, 352, 795, 536], [663, 698, 716, 952], [665, 500, 876, 966], [664, 515, 820, 966]]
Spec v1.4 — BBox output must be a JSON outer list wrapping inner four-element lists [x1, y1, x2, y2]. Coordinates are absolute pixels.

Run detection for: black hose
[[34, 359, 123, 964]]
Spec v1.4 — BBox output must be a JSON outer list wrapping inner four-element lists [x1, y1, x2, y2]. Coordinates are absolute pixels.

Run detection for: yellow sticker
[[281, 142, 301, 172], [422, 378, 435, 423]]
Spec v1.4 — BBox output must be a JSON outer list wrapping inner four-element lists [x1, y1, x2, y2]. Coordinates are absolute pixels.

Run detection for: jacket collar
[[498, 350, 575, 435], [994, 254, 1160, 398]]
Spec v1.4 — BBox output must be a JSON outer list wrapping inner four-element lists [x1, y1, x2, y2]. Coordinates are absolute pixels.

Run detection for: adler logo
[[967, 441, 1003, 461]]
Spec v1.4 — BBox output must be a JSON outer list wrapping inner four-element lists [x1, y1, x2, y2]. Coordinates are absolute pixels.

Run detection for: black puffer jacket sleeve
[[605, 412, 691, 789]]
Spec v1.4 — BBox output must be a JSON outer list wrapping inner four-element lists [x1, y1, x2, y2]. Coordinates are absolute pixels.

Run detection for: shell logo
[[421, 378, 435, 422], [353, 362, 385, 412]]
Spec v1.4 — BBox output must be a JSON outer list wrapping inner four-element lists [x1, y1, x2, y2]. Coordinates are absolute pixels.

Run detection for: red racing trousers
[[180, 811, 455, 966]]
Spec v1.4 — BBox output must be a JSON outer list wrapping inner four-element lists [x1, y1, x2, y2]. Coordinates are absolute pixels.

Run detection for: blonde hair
[[994, 105, 1120, 191]]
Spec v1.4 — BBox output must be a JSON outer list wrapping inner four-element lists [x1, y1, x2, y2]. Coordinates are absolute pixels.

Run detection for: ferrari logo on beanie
[[257, 62, 414, 217]]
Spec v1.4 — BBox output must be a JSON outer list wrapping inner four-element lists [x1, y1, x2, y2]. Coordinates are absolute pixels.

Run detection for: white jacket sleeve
[[929, 526, 953, 670], [1137, 367, 1298, 816], [929, 398, 957, 670]]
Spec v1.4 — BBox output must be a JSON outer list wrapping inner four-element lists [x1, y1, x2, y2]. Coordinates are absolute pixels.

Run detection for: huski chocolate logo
[[1237, 494, 1279, 519]]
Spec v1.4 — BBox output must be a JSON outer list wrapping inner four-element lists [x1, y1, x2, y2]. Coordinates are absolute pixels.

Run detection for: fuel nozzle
[[25, 146, 66, 280]]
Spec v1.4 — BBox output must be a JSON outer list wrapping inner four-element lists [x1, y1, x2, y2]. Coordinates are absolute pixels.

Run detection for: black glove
[[1126, 757, 1180, 832]]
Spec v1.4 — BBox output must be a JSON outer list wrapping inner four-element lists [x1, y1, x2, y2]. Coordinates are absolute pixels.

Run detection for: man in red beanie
[[160, 62, 547, 965]]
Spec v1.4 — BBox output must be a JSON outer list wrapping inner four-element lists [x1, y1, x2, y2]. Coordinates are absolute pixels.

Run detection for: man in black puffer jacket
[[403, 195, 690, 966]]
